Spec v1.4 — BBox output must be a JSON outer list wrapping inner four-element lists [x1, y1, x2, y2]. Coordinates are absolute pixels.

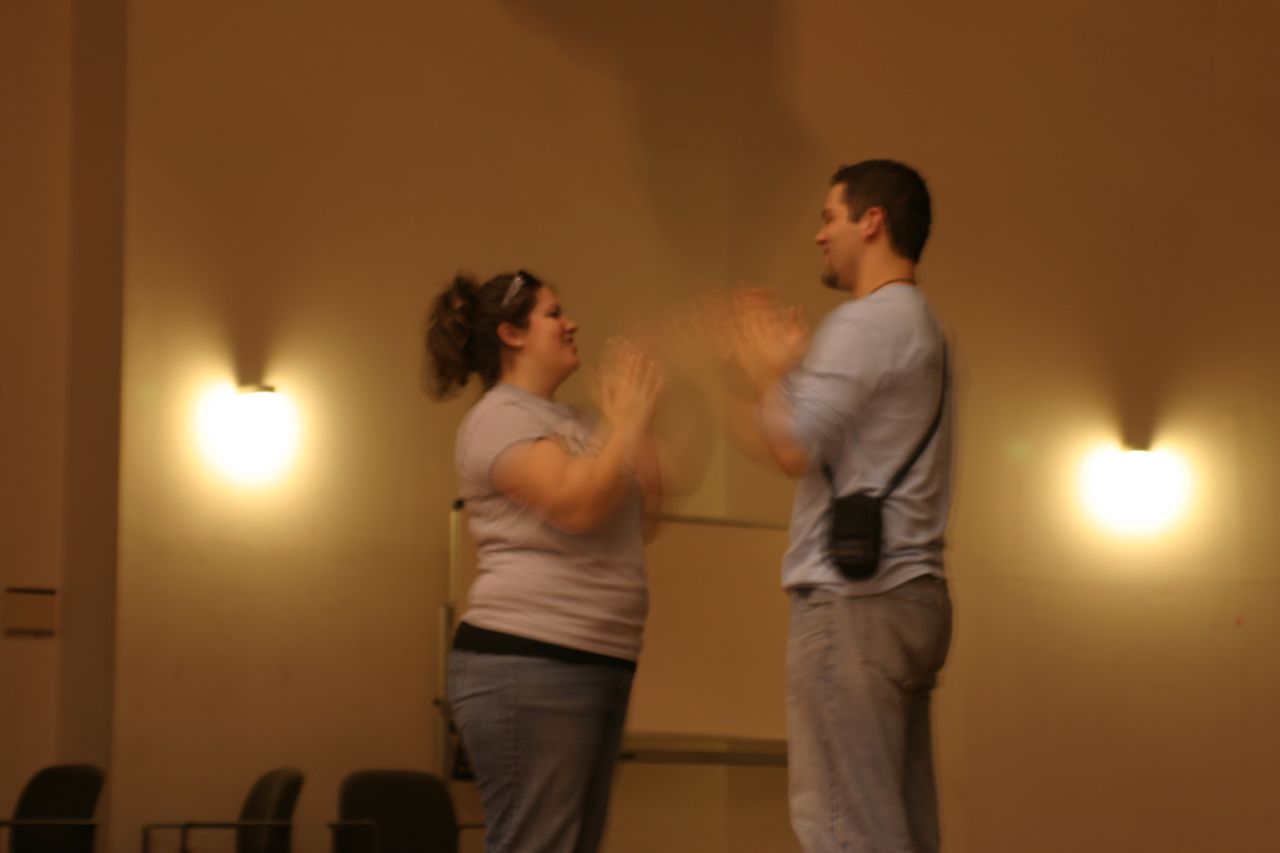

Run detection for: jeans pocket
[[887, 576, 947, 611], [865, 583, 952, 692]]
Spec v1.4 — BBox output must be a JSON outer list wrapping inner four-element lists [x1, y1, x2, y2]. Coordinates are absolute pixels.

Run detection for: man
[[727, 159, 953, 852]]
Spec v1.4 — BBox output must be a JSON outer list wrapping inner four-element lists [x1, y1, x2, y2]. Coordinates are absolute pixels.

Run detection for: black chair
[[330, 770, 477, 853], [142, 768, 304, 853], [0, 765, 104, 853]]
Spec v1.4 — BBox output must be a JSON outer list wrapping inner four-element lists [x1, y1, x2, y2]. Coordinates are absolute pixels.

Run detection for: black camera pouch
[[828, 490, 883, 580]]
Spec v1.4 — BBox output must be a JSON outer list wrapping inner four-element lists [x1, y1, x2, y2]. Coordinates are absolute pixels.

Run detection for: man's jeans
[[447, 650, 633, 853], [787, 576, 953, 852]]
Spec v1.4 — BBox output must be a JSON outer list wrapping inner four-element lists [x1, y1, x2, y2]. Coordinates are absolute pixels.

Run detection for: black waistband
[[452, 622, 637, 672]]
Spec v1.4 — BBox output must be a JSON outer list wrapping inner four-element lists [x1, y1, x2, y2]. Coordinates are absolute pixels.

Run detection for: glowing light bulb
[[196, 384, 300, 485], [1080, 446, 1191, 536]]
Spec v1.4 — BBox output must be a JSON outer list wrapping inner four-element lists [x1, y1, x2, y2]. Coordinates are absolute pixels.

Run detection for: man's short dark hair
[[831, 160, 932, 263]]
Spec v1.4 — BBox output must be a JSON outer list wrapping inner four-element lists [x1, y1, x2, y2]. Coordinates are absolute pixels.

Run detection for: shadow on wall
[[502, 0, 823, 282], [1093, 273, 1185, 452]]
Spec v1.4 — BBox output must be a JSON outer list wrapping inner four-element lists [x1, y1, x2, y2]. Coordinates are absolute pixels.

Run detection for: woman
[[425, 269, 663, 853]]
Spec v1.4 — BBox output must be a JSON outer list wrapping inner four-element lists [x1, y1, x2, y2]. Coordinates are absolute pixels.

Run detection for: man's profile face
[[815, 182, 861, 290]]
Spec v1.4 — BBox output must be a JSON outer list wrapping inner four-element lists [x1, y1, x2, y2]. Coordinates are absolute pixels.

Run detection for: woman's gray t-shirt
[[455, 383, 648, 661]]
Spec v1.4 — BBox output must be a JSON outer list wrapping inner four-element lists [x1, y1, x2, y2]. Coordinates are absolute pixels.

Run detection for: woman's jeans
[[447, 649, 634, 853]]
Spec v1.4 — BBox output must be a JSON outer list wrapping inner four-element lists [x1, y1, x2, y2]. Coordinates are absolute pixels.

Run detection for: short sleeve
[[779, 308, 887, 467], [458, 399, 557, 494]]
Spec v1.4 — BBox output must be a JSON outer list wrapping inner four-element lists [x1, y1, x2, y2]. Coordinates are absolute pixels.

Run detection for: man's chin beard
[[820, 270, 843, 290]]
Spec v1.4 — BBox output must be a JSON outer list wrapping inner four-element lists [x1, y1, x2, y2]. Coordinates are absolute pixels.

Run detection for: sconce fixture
[[1079, 446, 1191, 536], [196, 383, 300, 485]]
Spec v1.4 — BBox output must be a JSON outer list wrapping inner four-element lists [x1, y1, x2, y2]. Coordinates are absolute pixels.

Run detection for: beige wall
[[58, 0, 125, 776], [0, 0, 72, 812], [0, 0, 123, 818], [4, 0, 1278, 850]]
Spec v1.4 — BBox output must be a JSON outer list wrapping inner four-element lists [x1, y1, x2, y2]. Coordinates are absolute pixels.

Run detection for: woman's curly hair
[[423, 270, 543, 398]]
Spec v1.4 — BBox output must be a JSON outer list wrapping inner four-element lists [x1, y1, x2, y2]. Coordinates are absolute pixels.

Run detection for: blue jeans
[[787, 577, 953, 852], [447, 650, 634, 853]]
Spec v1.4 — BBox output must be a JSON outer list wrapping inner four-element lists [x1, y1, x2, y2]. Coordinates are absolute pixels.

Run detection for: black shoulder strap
[[822, 343, 948, 498], [880, 344, 948, 499]]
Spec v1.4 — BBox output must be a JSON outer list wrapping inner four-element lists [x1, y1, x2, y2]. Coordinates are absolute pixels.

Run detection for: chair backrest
[[334, 770, 458, 853], [235, 768, 304, 853], [9, 764, 104, 853]]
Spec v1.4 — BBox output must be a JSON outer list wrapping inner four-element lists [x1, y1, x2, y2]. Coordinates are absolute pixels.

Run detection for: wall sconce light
[[1079, 446, 1191, 536], [196, 383, 300, 485]]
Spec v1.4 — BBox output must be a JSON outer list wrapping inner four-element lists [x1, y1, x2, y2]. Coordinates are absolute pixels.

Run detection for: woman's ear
[[497, 321, 525, 349]]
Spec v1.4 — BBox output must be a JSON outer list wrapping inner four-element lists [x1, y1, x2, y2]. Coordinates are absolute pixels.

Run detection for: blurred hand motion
[[728, 287, 810, 395]]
